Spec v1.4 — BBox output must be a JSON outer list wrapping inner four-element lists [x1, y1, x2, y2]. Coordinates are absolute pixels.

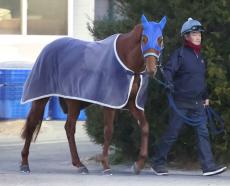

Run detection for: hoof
[[103, 169, 112, 176], [132, 162, 141, 175], [20, 164, 30, 173], [77, 166, 89, 174]]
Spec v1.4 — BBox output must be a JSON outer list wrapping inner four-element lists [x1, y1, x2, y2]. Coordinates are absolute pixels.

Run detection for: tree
[[85, 0, 230, 164]]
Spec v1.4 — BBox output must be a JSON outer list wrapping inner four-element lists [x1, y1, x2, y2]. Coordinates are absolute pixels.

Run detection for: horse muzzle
[[146, 66, 157, 78], [145, 56, 158, 78]]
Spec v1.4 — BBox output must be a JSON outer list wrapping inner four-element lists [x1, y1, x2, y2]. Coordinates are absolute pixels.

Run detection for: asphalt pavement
[[0, 120, 229, 186]]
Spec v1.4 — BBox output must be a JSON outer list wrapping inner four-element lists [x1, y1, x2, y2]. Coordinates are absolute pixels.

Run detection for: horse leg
[[64, 99, 88, 174], [129, 102, 149, 174], [101, 107, 116, 175], [20, 98, 49, 173]]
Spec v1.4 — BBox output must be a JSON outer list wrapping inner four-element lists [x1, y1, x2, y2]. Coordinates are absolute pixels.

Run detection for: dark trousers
[[154, 105, 216, 171]]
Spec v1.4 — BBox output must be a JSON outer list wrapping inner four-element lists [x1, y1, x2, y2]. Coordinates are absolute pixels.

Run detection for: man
[[152, 18, 227, 176]]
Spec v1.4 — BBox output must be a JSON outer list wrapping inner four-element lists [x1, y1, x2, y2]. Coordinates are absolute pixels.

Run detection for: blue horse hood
[[21, 34, 149, 110]]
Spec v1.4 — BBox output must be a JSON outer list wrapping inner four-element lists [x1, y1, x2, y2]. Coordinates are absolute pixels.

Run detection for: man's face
[[185, 31, 202, 45]]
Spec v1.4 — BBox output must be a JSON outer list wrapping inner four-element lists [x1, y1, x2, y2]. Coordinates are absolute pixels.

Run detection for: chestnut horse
[[20, 15, 166, 175]]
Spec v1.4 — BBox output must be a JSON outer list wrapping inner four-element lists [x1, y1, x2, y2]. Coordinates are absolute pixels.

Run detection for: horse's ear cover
[[141, 14, 149, 29], [159, 16, 167, 30]]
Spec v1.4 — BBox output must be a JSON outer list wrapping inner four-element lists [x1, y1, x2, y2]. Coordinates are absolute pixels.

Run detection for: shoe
[[152, 165, 169, 176], [203, 166, 227, 176]]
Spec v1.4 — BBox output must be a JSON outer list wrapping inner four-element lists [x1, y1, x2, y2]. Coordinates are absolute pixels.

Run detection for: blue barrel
[[0, 62, 30, 119], [48, 96, 86, 120], [0, 61, 49, 119]]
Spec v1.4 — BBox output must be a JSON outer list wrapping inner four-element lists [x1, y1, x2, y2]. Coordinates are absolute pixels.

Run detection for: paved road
[[0, 120, 229, 186]]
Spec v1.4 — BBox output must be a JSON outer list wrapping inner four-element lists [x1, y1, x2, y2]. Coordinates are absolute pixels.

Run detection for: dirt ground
[[0, 120, 55, 137], [0, 120, 64, 140], [0, 120, 25, 136], [0, 120, 86, 141]]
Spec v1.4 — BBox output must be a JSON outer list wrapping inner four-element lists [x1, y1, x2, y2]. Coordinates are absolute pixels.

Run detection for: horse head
[[141, 15, 166, 77]]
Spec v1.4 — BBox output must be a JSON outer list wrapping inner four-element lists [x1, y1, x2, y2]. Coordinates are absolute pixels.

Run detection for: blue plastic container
[[0, 67, 31, 119], [0, 61, 44, 119], [48, 97, 86, 120]]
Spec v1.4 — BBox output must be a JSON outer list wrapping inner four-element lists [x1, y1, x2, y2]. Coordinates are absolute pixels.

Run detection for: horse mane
[[116, 24, 144, 72], [131, 24, 143, 42]]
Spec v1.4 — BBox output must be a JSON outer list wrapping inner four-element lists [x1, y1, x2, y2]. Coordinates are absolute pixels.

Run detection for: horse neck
[[117, 25, 145, 73]]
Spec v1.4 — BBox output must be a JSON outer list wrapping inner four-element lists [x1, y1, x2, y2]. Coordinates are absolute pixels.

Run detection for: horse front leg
[[101, 107, 116, 175], [129, 102, 149, 174], [64, 99, 88, 174]]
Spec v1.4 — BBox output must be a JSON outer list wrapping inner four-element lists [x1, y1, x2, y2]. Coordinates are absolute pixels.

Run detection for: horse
[[20, 15, 166, 175]]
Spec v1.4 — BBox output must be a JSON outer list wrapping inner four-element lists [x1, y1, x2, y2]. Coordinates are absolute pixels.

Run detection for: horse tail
[[21, 98, 49, 142], [32, 120, 42, 142], [21, 118, 43, 142], [21, 120, 29, 140]]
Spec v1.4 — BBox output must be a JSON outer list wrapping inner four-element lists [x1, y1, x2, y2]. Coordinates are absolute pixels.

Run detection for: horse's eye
[[142, 35, 148, 44]]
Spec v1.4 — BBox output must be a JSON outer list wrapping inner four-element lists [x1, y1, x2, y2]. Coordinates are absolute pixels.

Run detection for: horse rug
[[21, 34, 149, 110]]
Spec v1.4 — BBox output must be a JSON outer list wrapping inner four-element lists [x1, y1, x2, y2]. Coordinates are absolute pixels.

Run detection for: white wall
[[73, 0, 95, 41], [0, 35, 62, 63]]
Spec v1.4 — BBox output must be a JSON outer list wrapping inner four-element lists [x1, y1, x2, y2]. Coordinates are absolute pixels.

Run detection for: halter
[[143, 52, 160, 60]]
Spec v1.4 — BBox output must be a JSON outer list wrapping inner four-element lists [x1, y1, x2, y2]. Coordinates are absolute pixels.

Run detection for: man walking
[[152, 18, 227, 176]]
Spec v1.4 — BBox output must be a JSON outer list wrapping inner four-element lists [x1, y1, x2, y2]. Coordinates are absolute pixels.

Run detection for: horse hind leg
[[59, 97, 68, 113], [20, 97, 49, 173], [64, 99, 88, 174]]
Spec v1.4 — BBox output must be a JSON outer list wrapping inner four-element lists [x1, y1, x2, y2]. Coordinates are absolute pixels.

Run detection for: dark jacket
[[164, 46, 208, 107]]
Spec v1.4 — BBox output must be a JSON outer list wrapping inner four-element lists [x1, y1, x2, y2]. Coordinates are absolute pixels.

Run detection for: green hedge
[[85, 0, 230, 164]]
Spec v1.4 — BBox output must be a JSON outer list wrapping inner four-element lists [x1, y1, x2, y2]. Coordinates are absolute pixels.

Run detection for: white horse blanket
[[21, 34, 149, 110]]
